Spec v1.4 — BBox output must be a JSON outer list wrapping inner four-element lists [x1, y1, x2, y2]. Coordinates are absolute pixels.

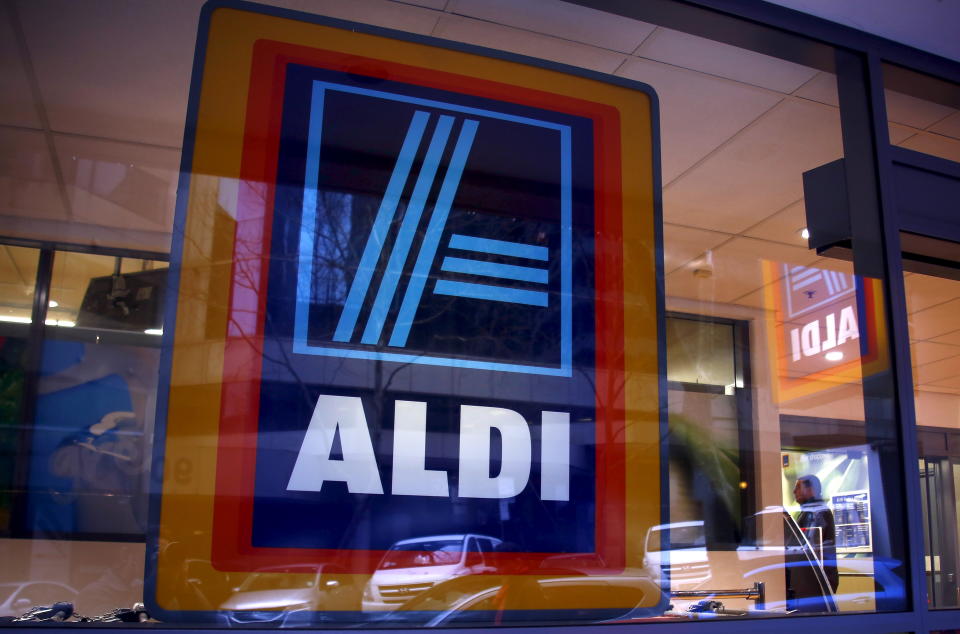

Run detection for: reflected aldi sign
[[150, 0, 662, 620], [763, 261, 887, 402]]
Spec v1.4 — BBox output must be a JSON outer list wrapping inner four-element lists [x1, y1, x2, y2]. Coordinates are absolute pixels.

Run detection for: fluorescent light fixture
[[0, 315, 31, 324], [800, 228, 810, 240], [48, 300, 59, 308], [45, 319, 76, 327], [825, 350, 844, 361], [144, 329, 163, 336]]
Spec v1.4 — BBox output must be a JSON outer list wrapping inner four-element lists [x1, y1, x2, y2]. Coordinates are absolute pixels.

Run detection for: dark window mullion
[[11, 247, 54, 536]]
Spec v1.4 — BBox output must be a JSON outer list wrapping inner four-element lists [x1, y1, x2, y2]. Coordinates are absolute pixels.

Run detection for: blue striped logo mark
[[293, 80, 573, 377]]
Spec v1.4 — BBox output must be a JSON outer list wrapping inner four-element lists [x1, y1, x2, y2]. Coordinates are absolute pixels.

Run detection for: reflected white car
[[362, 534, 501, 611]]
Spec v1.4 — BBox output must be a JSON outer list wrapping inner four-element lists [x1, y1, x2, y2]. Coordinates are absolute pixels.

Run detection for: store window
[[904, 271, 960, 609], [0, 0, 922, 627]]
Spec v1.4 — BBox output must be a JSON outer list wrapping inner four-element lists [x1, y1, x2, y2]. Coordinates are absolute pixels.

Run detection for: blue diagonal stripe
[[389, 119, 479, 348], [448, 234, 548, 261], [360, 116, 455, 345], [433, 280, 548, 307], [332, 110, 430, 343], [440, 256, 548, 284], [295, 83, 328, 351]]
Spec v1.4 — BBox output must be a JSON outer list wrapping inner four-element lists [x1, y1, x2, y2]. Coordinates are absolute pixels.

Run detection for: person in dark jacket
[[793, 474, 839, 593]]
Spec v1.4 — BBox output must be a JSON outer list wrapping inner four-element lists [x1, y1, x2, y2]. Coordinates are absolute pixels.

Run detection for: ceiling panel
[[910, 299, 960, 341], [932, 329, 960, 347], [432, 14, 627, 73], [793, 72, 838, 107], [929, 110, 960, 140], [914, 354, 960, 384], [665, 235, 820, 304], [17, 0, 200, 147], [635, 27, 818, 94], [53, 134, 180, 233], [446, 0, 655, 54], [0, 126, 66, 220], [885, 89, 956, 130], [910, 341, 960, 367], [742, 198, 809, 245], [662, 223, 729, 274], [904, 272, 960, 315], [895, 132, 960, 162], [616, 56, 783, 183], [0, 6, 41, 129], [663, 98, 843, 234]]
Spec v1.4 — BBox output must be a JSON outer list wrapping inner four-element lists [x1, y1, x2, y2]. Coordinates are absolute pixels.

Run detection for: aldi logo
[[291, 80, 573, 376], [150, 1, 662, 619]]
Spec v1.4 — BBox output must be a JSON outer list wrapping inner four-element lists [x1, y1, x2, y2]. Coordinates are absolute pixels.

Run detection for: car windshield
[[379, 540, 465, 568], [239, 569, 319, 592], [647, 524, 705, 552]]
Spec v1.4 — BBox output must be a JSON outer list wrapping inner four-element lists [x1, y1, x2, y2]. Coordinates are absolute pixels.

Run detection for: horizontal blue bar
[[292, 340, 570, 377], [433, 279, 548, 307], [441, 256, 548, 284], [448, 234, 548, 261]]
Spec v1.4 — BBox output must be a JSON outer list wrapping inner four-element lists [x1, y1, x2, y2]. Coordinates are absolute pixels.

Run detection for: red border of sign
[[211, 40, 626, 574]]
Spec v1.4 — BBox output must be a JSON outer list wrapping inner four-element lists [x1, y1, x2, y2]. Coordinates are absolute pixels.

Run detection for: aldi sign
[[149, 0, 663, 620]]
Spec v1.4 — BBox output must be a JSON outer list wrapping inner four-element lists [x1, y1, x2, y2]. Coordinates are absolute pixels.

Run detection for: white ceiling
[[0, 0, 958, 403]]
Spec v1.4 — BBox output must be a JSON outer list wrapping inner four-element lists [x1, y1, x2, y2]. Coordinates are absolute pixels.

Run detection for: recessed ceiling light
[[825, 350, 844, 361], [800, 228, 810, 240], [48, 300, 59, 308]]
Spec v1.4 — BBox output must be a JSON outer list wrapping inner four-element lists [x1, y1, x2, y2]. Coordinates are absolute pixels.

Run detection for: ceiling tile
[[616, 57, 783, 183], [663, 98, 843, 234], [662, 223, 728, 274], [927, 374, 960, 391], [392, 0, 448, 10], [0, 8, 41, 128], [0, 126, 66, 220], [910, 299, 960, 342], [432, 14, 626, 73], [914, 355, 960, 384], [635, 27, 818, 94], [888, 122, 918, 145], [911, 341, 960, 368], [665, 235, 819, 305], [929, 110, 960, 140], [742, 199, 809, 245], [895, 132, 960, 162], [446, 0, 655, 53], [885, 89, 956, 130], [932, 329, 960, 347], [793, 72, 838, 107], [18, 0, 200, 147], [53, 134, 180, 234], [904, 272, 960, 315]]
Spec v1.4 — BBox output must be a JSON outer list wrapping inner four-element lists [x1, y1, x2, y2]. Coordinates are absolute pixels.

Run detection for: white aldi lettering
[[789, 304, 860, 361], [287, 395, 571, 501]]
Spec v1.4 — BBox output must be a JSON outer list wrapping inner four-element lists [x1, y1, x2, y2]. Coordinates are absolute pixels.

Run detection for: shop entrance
[[918, 436, 960, 607]]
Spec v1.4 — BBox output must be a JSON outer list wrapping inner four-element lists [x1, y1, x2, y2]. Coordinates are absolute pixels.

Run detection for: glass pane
[[0, 0, 915, 628], [883, 64, 960, 162], [0, 245, 40, 535], [48, 252, 166, 334], [905, 271, 960, 609]]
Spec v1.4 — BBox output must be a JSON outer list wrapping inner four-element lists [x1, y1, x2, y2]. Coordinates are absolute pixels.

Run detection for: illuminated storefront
[[0, 1, 958, 632]]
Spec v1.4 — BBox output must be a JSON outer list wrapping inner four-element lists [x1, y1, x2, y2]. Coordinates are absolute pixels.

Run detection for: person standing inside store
[[793, 474, 840, 593]]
